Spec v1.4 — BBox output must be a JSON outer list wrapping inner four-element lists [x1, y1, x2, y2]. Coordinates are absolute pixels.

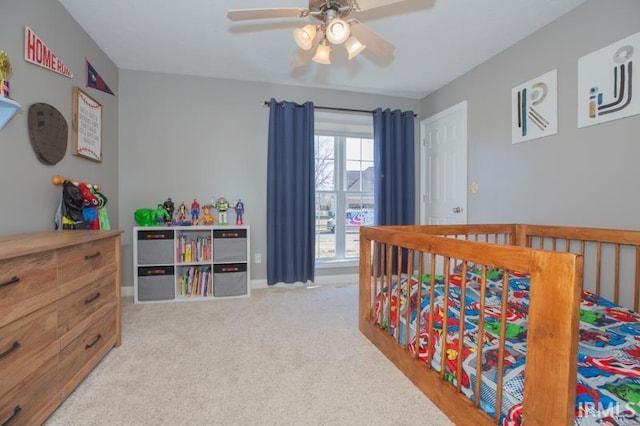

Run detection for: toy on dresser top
[[133, 196, 246, 227], [54, 178, 111, 230]]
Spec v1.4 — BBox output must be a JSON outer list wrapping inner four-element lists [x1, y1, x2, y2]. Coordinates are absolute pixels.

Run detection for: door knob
[[453, 207, 463, 214]]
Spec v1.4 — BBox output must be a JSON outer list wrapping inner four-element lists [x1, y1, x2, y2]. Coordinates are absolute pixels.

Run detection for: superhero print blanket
[[374, 270, 640, 425]]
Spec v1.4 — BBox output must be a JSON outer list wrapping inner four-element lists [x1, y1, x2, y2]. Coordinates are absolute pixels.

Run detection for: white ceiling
[[58, 0, 588, 99]]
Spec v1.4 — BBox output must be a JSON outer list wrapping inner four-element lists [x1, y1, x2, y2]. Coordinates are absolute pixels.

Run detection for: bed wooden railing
[[515, 224, 640, 311], [359, 224, 640, 425]]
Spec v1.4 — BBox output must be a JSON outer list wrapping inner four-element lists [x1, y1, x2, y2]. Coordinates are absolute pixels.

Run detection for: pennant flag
[[86, 60, 114, 96], [24, 26, 73, 78]]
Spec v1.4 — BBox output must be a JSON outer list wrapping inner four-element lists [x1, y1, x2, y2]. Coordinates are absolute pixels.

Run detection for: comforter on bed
[[375, 271, 640, 425]]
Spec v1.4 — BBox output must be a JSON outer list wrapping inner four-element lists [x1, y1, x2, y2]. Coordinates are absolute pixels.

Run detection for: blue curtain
[[266, 99, 315, 285], [373, 108, 415, 226]]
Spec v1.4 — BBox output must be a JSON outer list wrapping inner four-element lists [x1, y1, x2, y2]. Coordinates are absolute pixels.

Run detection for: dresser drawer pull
[[84, 251, 102, 260], [0, 276, 20, 288], [1, 405, 21, 426], [0, 341, 20, 359], [85, 292, 102, 304], [85, 334, 102, 350]]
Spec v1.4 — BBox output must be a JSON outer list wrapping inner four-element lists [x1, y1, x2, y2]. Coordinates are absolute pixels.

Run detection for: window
[[315, 134, 374, 261]]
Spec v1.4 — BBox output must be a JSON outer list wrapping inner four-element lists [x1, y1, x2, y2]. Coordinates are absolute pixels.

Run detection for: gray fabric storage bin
[[138, 266, 175, 301], [137, 230, 174, 265], [213, 229, 247, 262], [213, 263, 247, 297]]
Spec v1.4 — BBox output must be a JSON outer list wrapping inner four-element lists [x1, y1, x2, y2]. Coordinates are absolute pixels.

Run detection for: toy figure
[[196, 204, 216, 225], [234, 199, 245, 225], [155, 204, 171, 224], [174, 201, 191, 225], [214, 197, 229, 225], [78, 183, 100, 229], [134, 208, 156, 226], [191, 199, 200, 223], [163, 198, 175, 219]]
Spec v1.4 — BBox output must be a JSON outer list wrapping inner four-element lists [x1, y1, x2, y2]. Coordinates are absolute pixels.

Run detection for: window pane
[[315, 192, 336, 258], [345, 193, 374, 257], [345, 161, 362, 191], [315, 136, 335, 191], [344, 138, 374, 192], [362, 161, 374, 192], [345, 137, 361, 160], [361, 138, 373, 162]]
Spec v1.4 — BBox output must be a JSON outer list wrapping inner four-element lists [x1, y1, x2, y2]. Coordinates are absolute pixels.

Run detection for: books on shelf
[[175, 234, 213, 263], [177, 265, 213, 297]]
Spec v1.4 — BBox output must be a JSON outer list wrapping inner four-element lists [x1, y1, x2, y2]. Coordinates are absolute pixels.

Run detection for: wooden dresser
[[0, 230, 122, 425]]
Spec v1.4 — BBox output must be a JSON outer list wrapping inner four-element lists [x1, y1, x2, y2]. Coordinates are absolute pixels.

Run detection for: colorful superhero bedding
[[375, 270, 640, 425]]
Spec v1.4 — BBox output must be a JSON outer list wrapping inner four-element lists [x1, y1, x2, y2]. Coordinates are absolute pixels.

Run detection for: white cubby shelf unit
[[133, 225, 250, 303]]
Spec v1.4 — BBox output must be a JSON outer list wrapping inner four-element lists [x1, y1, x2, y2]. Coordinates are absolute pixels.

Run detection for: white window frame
[[314, 111, 374, 267]]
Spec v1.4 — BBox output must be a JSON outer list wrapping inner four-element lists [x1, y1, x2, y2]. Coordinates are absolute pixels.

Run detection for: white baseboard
[[251, 273, 358, 289], [120, 273, 358, 297]]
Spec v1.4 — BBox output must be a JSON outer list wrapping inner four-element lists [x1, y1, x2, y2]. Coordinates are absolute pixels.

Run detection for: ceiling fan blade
[[354, 0, 409, 11], [227, 8, 308, 21], [349, 21, 395, 58]]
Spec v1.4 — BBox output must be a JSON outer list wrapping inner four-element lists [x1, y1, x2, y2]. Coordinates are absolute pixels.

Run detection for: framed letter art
[[512, 69, 558, 144], [72, 86, 102, 162], [578, 32, 640, 128]]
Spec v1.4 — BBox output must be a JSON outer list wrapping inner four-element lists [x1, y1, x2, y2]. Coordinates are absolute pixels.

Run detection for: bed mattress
[[374, 270, 640, 425]]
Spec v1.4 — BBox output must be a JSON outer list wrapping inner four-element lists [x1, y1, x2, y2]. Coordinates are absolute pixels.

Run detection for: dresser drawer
[[0, 305, 58, 395], [58, 308, 116, 387], [58, 274, 116, 337], [0, 356, 57, 426], [57, 238, 116, 285], [0, 252, 56, 325]]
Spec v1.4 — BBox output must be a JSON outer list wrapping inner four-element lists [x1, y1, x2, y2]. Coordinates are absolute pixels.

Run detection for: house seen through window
[[315, 133, 374, 261]]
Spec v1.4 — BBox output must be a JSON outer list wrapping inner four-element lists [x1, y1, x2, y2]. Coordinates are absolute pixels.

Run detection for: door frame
[[420, 100, 468, 225]]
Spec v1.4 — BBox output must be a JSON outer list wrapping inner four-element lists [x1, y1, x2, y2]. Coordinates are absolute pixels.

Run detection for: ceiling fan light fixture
[[293, 24, 317, 50], [312, 40, 332, 64], [344, 35, 366, 60], [325, 18, 350, 44]]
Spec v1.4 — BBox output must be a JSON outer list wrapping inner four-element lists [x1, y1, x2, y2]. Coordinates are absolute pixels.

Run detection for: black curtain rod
[[262, 101, 417, 117]]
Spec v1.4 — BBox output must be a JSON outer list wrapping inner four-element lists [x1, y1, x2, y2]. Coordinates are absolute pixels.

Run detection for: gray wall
[[9, 0, 632, 290], [421, 0, 640, 228], [118, 70, 419, 286], [0, 0, 119, 234]]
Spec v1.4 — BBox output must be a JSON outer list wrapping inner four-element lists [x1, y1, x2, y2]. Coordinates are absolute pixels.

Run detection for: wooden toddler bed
[[359, 224, 640, 426]]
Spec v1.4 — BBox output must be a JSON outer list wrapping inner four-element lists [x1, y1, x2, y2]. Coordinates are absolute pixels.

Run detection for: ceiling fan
[[227, 0, 403, 66]]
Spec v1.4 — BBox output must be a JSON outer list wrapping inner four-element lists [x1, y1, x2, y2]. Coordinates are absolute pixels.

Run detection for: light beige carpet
[[46, 284, 453, 426]]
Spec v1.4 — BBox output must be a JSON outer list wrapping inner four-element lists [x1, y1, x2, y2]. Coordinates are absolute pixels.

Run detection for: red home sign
[[24, 26, 73, 78]]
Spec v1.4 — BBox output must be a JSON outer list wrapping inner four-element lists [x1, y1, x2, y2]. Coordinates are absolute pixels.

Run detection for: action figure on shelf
[[134, 208, 155, 226], [196, 204, 216, 225], [155, 204, 171, 225], [191, 199, 200, 223], [173, 201, 191, 225], [234, 199, 245, 225], [214, 197, 230, 225], [163, 198, 175, 219]]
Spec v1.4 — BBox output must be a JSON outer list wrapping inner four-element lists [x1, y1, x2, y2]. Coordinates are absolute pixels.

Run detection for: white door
[[420, 101, 468, 225]]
